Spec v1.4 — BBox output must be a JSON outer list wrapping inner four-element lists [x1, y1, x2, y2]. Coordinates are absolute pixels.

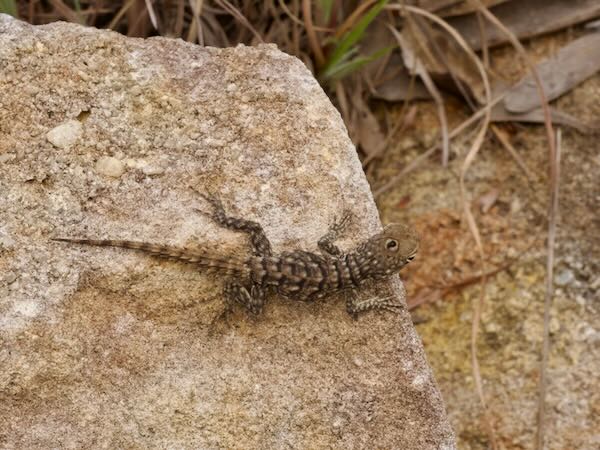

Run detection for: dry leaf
[[504, 32, 600, 113], [447, 0, 600, 50]]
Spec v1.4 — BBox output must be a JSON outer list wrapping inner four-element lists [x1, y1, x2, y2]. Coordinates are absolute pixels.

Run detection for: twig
[[536, 128, 561, 450]]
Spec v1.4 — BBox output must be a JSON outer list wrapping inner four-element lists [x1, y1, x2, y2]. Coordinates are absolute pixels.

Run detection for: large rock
[[0, 15, 455, 448]]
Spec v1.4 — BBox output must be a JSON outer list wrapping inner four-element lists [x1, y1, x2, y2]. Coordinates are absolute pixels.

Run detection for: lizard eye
[[385, 239, 399, 252], [407, 255, 415, 261]]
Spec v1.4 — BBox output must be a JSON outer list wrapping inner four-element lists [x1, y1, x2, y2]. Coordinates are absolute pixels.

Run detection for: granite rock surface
[[0, 15, 455, 449]]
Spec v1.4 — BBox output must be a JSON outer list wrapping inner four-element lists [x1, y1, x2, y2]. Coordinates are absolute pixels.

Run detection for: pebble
[[555, 269, 575, 286], [0, 233, 16, 250], [142, 164, 165, 176], [95, 156, 125, 177], [4, 271, 17, 284], [0, 153, 15, 163], [46, 119, 83, 149]]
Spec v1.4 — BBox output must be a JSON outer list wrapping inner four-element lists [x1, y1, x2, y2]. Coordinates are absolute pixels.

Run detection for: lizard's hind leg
[[224, 279, 266, 315], [346, 292, 404, 316], [318, 212, 351, 256], [198, 194, 273, 257]]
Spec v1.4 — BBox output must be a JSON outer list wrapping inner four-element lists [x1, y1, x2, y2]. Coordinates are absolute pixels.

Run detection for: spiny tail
[[52, 238, 248, 275]]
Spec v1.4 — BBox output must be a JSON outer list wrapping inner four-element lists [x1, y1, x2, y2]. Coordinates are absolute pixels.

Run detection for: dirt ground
[[369, 31, 600, 450]]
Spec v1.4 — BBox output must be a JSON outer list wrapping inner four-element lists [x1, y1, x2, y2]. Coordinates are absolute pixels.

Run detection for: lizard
[[52, 195, 419, 316]]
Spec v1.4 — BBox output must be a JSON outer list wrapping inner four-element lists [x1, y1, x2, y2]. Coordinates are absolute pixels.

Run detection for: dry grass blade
[[277, 0, 333, 32], [108, 0, 137, 30], [491, 124, 534, 183], [143, 0, 159, 31], [470, 0, 556, 159], [335, 81, 351, 127], [48, 0, 83, 23], [335, 0, 378, 39], [188, 0, 204, 45], [536, 128, 561, 450], [388, 4, 495, 447], [373, 92, 506, 198], [476, 11, 489, 68], [491, 103, 594, 134], [173, 0, 186, 37], [467, 2, 558, 449], [388, 25, 450, 167], [215, 0, 263, 43], [362, 104, 417, 168], [302, 0, 325, 67]]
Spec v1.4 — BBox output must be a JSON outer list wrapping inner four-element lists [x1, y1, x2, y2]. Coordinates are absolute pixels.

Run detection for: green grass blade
[[324, 0, 388, 73], [0, 0, 17, 17], [319, 0, 334, 23], [322, 45, 394, 81]]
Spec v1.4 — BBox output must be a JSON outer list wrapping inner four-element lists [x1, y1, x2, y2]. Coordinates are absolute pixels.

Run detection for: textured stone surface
[[0, 15, 455, 448]]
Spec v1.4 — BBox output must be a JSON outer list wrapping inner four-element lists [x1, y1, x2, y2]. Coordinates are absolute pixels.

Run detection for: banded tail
[[52, 238, 248, 275]]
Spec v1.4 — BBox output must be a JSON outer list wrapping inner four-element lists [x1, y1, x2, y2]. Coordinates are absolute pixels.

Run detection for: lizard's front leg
[[224, 279, 266, 315], [318, 212, 351, 256], [198, 194, 273, 257]]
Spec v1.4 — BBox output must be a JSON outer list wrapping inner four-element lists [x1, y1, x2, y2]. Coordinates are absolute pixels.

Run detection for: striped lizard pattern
[[53, 196, 419, 316]]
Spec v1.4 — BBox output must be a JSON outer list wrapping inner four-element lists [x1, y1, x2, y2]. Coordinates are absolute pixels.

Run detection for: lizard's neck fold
[[345, 252, 371, 286]]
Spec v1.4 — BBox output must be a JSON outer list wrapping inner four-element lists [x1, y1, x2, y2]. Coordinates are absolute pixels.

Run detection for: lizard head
[[355, 223, 419, 279]]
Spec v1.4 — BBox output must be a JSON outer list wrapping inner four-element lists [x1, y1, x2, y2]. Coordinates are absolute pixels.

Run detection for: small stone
[[555, 269, 575, 286], [331, 416, 344, 429], [510, 197, 522, 214], [46, 119, 83, 149], [4, 271, 17, 284], [0, 233, 16, 250], [484, 321, 501, 333], [142, 164, 165, 176], [124, 158, 139, 168], [0, 153, 16, 163], [95, 156, 125, 178]]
